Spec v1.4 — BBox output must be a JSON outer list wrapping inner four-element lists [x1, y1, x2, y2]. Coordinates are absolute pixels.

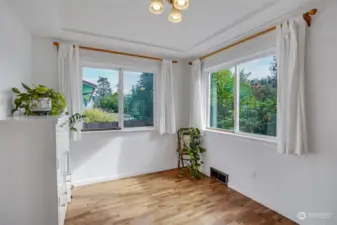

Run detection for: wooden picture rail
[[53, 42, 178, 64]]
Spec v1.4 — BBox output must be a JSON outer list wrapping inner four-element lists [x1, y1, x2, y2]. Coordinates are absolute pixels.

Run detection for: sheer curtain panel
[[155, 60, 176, 135], [277, 17, 308, 155], [189, 59, 206, 131], [58, 44, 82, 141]]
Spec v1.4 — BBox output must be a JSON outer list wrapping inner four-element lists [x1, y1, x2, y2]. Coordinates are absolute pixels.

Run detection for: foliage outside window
[[124, 71, 154, 128], [209, 55, 277, 137], [82, 67, 154, 131]]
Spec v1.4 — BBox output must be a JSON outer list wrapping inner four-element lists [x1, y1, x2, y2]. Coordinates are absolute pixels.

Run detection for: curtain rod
[[53, 42, 178, 64], [188, 8, 317, 65]]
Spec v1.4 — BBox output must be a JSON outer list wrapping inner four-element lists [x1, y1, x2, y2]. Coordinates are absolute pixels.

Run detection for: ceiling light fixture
[[149, 0, 189, 23], [149, 0, 164, 15]]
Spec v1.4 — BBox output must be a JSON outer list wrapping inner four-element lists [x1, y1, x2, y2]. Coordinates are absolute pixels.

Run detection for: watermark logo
[[297, 212, 306, 220], [297, 212, 332, 220]]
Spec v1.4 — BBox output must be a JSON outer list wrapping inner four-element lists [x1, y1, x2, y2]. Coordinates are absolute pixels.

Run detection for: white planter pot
[[30, 98, 52, 113]]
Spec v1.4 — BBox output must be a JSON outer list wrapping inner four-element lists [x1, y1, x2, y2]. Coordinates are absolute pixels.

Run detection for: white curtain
[[155, 60, 176, 135], [58, 44, 82, 141], [189, 59, 206, 131], [277, 17, 308, 155]]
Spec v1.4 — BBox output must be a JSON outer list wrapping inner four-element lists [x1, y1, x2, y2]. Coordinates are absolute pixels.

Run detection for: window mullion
[[118, 68, 124, 130], [206, 73, 211, 128], [234, 65, 240, 133]]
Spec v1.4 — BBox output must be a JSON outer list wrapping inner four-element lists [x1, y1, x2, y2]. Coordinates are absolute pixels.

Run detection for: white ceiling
[[8, 0, 323, 60]]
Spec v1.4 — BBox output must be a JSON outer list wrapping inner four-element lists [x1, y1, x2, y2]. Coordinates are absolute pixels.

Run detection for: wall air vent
[[210, 167, 229, 186]]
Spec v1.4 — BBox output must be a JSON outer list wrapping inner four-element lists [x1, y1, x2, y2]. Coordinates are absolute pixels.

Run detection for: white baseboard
[[72, 166, 176, 187]]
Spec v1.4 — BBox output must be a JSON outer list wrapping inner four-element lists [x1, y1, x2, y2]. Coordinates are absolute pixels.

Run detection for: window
[[82, 66, 154, 131], [208, 55, 277, 137], [123, 71, 154, 128], [209, 67, 235, 131]]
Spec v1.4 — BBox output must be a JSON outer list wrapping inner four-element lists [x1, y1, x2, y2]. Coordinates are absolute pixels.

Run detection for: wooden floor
[[65, 170, 297, 225]]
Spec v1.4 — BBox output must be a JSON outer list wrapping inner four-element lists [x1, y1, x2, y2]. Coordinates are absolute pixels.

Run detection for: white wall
[[201, 1, 337, 224], [0, 1, 31, 118], [70, 131, 176, 185], [31, 37, 190, 185], [31, 37, 58, 90]]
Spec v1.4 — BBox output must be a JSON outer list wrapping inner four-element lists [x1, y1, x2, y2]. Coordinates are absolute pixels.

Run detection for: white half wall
[[0, 1, 31, 118], [31, 37, 191, 185], [200, 1, 337, 225]]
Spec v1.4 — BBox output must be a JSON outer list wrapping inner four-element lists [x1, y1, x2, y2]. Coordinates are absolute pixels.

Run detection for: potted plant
[[12, 83, 66, 116], [180, 128, 206, 179], [12, 83, 84, 132]]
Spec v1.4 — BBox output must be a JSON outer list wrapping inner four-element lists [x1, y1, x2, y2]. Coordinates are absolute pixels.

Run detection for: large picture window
[[82, 66, 154, 131], [208, 55, 277, 137]]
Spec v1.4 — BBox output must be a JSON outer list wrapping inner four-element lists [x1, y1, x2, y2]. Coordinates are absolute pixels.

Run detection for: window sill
[[81, 127, 155, 135], [203, 128, 277, 145]]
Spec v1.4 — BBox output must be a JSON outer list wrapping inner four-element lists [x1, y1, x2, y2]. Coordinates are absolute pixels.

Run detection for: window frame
[[205, 49, 277, 141], [80, 61, 157, 132]]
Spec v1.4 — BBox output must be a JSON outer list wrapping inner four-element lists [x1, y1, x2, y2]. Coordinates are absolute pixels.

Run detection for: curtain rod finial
[[309, 8, 318, 16], [303, 9, 317, 27]]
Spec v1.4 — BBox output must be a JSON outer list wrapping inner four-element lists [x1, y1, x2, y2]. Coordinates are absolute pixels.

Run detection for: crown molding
[[62, 28, 186, 53]]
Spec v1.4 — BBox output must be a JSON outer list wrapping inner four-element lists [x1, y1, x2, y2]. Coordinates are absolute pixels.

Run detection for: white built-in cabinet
[[0, 116, 71, 225]]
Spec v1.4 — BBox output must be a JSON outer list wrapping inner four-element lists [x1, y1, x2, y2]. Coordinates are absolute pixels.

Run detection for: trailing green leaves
[[68, 113, 86, 132]]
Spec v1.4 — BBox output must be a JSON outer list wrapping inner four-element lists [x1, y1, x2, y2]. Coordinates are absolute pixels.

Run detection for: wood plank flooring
[[65, 169, 297, 225]]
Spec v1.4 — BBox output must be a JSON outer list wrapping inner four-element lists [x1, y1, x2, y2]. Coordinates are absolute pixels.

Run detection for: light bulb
[[169, 7, 182, 23], [152, 4, 161, 11], [173, 0, 189, 10], [177, 0, 185, 6], [149, 0, 164, 14]]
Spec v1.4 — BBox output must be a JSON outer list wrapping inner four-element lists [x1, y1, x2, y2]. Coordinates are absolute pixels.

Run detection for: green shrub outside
[[83, 108, 118, 123]]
